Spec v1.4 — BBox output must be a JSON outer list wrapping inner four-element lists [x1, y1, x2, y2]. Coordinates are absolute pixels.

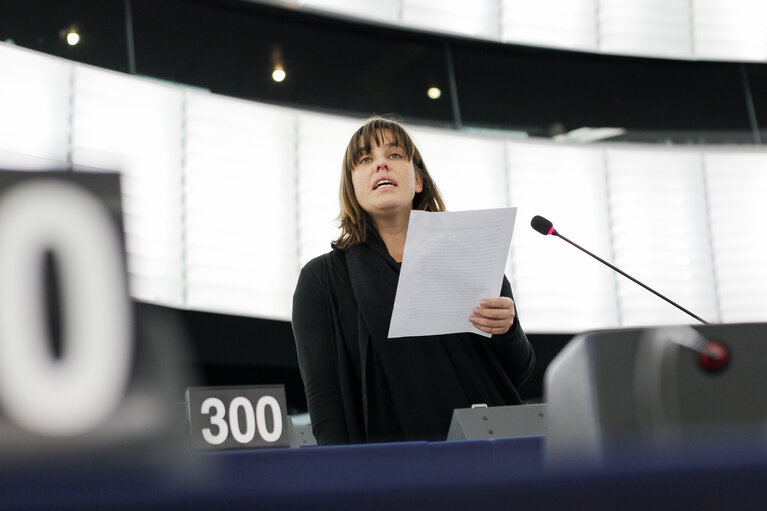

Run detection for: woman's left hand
[[469, 297, 516, 335]]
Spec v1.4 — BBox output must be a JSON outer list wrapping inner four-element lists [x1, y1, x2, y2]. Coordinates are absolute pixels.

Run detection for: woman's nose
[[375, 156, 388, 170]]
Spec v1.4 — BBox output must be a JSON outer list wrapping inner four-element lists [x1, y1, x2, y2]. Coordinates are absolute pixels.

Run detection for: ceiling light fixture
[[427, 87, 441, 99], [270, 46, 286, 83], [66, 30, 80, 46], [272, 67, 286, 82]]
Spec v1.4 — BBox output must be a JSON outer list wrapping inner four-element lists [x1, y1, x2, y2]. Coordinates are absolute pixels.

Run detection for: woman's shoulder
[[295, 249, 350, 300], [299, 249, 347, 276]]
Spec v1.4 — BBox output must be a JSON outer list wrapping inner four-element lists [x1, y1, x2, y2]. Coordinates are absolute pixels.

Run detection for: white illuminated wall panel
[[3, 42, 767, 331], [605, 149, 718, 326], [297, 0, 399, 24], [184, 92, 298, 320], [501, 0, 598, 51], [598, 0, 692, 58], [705, 152, 767, 322], [71, 66, 185, 307], [296, 112, 360, 267], [694, 0, 767, 61], [408, 128, 508, 211], [402, 0, 500, 39], [507, 142, 618, 333], [287, 0, 767, 62], [0, 44, 71, 170]]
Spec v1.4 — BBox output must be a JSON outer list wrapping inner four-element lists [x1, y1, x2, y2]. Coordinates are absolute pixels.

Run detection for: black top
[[292, 234, 535, 445]]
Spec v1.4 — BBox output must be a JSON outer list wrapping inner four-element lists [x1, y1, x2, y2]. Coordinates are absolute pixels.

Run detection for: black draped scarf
[[343, 235, 524, 442]]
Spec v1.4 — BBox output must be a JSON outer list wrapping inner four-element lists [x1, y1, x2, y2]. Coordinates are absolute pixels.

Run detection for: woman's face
[[351, 131, 423, 222]]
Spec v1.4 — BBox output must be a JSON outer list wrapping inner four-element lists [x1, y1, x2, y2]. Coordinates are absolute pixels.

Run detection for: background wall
[[1, 0, 765, 407]]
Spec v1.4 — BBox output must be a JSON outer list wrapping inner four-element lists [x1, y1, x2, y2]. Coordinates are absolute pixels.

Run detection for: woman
[[292, 116, 534, 445]]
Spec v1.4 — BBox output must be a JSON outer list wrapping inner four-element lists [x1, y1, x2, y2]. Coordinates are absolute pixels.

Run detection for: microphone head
[[531, 215, 555, 236]]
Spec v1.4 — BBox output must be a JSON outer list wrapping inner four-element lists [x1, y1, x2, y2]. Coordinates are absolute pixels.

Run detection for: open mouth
[[373, 179, 396, 190]]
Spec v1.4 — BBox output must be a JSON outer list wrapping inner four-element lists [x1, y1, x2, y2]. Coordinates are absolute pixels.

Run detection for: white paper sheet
[[387, 207, 517, 339]]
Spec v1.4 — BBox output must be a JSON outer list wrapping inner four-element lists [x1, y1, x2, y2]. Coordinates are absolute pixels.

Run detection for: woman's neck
[[374, 214, 410, 262]]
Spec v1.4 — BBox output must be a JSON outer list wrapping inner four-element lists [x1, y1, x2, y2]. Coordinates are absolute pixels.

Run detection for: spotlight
[[66, 30, 80, 46], [427, 87, 441, 100], [272, 67, 286, 83]]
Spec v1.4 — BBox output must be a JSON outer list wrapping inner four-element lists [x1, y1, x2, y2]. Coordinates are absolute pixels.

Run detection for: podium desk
[[2, 435, 767, 510]]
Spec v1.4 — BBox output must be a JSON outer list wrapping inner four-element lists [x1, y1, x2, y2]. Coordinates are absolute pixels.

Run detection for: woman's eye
[[359, 156, 372, 164], [389, 153, 402, 159]]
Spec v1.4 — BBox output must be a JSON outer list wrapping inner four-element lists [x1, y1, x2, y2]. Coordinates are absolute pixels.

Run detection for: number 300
[[201, 396, 283, 445]]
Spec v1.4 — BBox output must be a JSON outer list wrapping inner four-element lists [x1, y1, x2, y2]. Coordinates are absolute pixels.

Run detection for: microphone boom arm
[[553, 230, 710, 325]]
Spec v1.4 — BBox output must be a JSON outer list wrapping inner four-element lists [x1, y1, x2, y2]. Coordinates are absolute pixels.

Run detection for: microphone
[[530, 215, 710, 326]]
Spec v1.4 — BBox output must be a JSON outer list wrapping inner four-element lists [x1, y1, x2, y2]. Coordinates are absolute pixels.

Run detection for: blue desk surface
[[3, 436, 767, 510]]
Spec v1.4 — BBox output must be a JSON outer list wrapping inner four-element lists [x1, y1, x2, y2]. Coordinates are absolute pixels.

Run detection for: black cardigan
[[292, 235, 535, 445]]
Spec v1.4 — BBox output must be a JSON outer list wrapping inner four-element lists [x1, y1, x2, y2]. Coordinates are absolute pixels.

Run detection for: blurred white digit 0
[[0, 179, 132, 436]]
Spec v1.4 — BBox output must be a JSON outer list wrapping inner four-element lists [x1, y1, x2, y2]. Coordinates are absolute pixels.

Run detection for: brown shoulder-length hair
[[331, 116, 445, 250]]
